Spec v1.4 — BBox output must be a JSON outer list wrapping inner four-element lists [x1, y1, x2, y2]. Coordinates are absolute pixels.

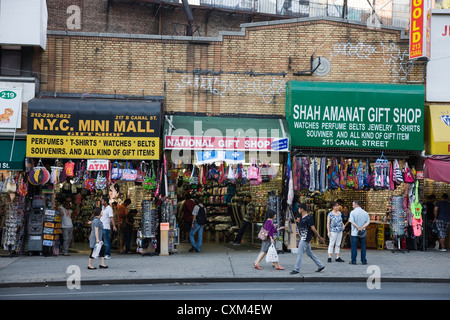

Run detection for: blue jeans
[[293, 240, 324, 272], [351, 236, 367, 264], [189, 221, 204, 252], [102, 229, 111, 256]]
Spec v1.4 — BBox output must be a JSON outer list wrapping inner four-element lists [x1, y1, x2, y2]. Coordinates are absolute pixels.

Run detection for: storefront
[[285, 81, 429, 251], [423, 104, 450, 249], [21, 98, 168, 256], [163, 114, 290, 248]]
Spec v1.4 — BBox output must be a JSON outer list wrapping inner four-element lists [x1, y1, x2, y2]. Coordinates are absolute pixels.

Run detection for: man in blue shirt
[[290, 203, 325, 275], [349, 200, 370, 265]]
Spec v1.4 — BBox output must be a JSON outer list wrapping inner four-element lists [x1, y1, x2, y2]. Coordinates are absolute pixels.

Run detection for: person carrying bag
[[88, 208, 108, 270]]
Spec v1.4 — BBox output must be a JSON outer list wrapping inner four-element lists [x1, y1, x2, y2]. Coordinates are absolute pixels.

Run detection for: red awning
[[424, 156, 450, 183]]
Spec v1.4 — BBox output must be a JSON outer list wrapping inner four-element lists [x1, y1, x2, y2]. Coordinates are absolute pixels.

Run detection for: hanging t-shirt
[[65, 162, 75, 177]]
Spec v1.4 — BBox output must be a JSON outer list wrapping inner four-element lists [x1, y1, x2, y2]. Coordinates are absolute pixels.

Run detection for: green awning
[[286, 81, 425, 151], [0, 140, 26, 170], [164, 115, 290, 152]]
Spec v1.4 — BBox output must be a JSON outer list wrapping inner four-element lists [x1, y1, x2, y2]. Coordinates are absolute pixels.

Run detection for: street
[[0, 281, 449, 300]]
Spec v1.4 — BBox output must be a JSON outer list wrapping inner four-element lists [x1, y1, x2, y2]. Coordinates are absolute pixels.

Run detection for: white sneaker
[[104, 255, 111, 259], [439, 248, 447, 252]]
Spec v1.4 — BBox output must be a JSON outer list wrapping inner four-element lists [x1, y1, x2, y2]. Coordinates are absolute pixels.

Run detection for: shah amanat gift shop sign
[[286, 82, 425, 151]]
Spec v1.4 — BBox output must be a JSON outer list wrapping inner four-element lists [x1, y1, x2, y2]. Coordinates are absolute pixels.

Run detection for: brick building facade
[[40, 16, 423, 117]]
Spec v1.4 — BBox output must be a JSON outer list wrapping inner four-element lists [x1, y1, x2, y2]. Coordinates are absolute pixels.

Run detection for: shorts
[[436, 220, 450, 239]]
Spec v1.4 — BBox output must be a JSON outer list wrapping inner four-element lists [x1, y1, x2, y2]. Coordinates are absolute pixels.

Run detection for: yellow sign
[[27, 135, 159, 160], [26, 99, 162, 160]]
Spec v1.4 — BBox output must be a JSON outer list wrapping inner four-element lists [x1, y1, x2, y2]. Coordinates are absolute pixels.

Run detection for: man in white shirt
[[101, 197, 117, 259], [349, 200, 370, 265]]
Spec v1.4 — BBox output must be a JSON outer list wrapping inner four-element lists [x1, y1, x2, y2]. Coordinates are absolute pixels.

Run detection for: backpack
[[196, 205, 207, 225]]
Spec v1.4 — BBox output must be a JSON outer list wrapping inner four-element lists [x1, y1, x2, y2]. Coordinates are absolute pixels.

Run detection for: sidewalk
[[1, 243, 449, 287]]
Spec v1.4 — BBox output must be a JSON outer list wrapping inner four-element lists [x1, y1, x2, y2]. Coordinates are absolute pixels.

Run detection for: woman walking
[[253, 210, 285, 270], [88, 208, 108, 270], [327, 201, 345, 263]]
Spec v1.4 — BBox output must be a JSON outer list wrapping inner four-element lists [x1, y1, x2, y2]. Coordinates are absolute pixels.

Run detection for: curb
[[1, 276, 449, 288]]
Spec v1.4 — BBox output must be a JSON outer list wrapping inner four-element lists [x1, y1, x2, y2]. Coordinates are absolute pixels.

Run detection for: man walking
[[232, 195, 255, 245], [349, 200, 370, 265], [101, 197, 117, 259], [290, 203, 325, 275], [434, 193, 450, 252]]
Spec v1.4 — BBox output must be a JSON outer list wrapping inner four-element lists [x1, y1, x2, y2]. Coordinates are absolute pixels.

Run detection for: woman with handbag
[[88, 208, 108, 270], [253, 210, 285, 270]]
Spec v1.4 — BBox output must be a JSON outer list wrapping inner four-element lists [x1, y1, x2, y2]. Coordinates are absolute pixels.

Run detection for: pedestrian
[[123, 209, 137, 253], [425, 194, 437, 249], [290, 203, 325, 275], [181, 193, 196, 243], [59, 197, 73, 256], [349, 200, 370, 265], [88, 208, 108, 270], [100, 197, 117, 260], [189, 196, 206, 252], [433, 193, 450, 252], [118, 199, 131, 253], [341, 205, 351, 247], [253, 210, 285, 270], [232, 195, 255, 245], [327, 201, 345, 263]]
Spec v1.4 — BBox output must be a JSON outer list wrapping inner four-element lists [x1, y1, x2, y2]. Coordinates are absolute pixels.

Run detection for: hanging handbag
[[247, 158, 259, 180], [404, 162, 415, 183], [50, 160, 63, 185], [122, 161, 137, 181], [95, 171, 107, 190], [393, 159, 403, 184], [260, 163, 270, 183], [208, 164, 220, 180], [136, 161, 147, 183], [257, 226, 269, 241], [111, 161, 122, 180], [190, 165, 199, 185], [4, 172, 17, 193]]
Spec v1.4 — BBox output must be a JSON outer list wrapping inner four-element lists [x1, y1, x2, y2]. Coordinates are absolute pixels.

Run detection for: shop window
[[0, 46, 22, 76]]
